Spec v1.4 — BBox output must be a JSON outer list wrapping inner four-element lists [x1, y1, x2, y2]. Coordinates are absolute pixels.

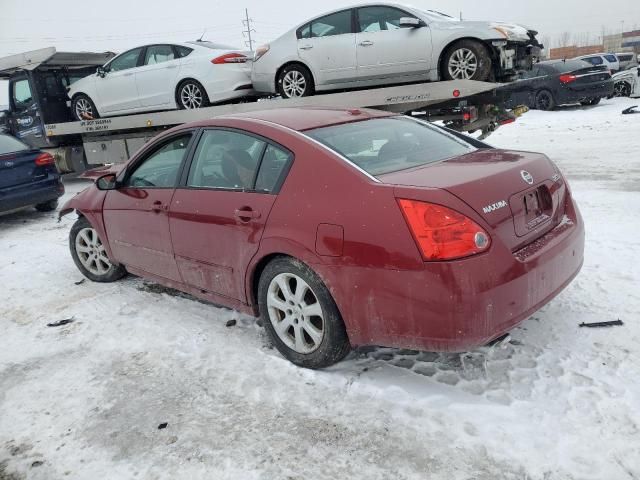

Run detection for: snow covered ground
[[1, 97, 639, 480]]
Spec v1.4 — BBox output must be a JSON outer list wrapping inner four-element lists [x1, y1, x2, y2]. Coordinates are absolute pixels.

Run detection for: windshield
[[306, 117, 476, 176], [0, 134, 29, 155]]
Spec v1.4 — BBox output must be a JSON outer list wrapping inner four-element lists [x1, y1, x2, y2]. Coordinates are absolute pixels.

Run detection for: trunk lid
[[378, 149, 567, 251], [0, 150, 44, 189]]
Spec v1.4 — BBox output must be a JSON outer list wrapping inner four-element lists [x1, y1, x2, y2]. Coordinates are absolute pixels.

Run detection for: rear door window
[[604, 54, 618, 63], [144, 45, 176, 65], [307, 116, 476, 176]]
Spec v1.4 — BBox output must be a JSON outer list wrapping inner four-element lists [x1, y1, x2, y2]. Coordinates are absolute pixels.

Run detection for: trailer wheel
[[441, 40, 492, 81], [72, 94, 99, 121], [534, 90, 555, 111], [177, 80, 210, 109]]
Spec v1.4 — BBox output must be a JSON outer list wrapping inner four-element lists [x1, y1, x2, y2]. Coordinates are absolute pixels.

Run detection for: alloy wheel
[[75, 98, 94, 120], [75, 227, 112, 276], [448, 48, 478, 79], [536, 92, 553, 110], [180, 83, 203, 109], [266, 272, 325, 354], [282, 70, 307, 98], [613, 82, 631, 97]]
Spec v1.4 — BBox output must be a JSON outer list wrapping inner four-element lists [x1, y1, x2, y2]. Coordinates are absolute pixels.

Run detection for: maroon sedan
[[60, 107, 584, 368]]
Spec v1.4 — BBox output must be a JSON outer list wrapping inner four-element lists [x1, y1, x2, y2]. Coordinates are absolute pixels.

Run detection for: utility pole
[[242, 8, 256, 51]]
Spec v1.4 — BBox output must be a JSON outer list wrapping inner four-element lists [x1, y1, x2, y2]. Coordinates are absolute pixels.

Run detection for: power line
[[242, 8, 256, 51]]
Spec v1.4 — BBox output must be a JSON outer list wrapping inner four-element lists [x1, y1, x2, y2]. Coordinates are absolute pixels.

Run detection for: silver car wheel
[[613, 82, 631, 97], [282, 70, 307, 98], [267, 272, 325, 354], [75, 97, 93, 119], [180, 83, 203, 109], [75, 227, 112, 276], [448, 48, 479, 80]]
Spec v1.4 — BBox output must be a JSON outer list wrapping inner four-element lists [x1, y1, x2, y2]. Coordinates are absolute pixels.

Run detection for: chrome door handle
[[234, 207, 261, 222], [299, 45, 313, 50], [359, 40, 374, 47]]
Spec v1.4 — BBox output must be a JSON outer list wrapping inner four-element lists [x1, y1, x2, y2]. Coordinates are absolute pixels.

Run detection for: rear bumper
[[558, 80, 614, 103], [251, 71, 276, 94], [0, 176, 64, 213], [326, 198, 585, 352]]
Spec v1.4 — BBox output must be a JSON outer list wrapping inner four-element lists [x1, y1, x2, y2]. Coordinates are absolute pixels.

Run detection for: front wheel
[[613, 82, 632, 97], [258, 257, 350, 368], [277, 64, 314, 99], [72, 94, 99, 121], [441, 40, 492, 81], [69, 216, 126, 283], [177, 80, 210, 110]]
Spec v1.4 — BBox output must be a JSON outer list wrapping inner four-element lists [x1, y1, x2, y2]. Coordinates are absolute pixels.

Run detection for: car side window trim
[[120, 130, 197, 189], [179, 126, 295, 195]]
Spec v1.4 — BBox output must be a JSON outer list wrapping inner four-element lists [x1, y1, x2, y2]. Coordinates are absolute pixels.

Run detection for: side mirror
[[96, 66, 107, 78], [96, 173, 118, 190], [399, 17, 423, 28]]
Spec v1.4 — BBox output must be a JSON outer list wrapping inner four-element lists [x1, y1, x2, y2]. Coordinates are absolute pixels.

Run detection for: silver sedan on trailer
[[251, 2, 542, 98]]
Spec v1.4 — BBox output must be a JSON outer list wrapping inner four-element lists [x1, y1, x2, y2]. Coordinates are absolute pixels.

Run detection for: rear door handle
[[359, 40, 374, 47], [299, 45, 313, 50], [151, 201, 168, 213], [234, 207, 261, 222]]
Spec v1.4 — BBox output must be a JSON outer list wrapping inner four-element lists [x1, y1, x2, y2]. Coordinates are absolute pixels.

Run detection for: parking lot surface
[[1, 97, 639, 480]]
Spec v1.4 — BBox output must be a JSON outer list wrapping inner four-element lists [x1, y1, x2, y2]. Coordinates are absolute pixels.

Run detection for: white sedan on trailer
[[68, 41, 254, 120], [251, 2, 542, 98]]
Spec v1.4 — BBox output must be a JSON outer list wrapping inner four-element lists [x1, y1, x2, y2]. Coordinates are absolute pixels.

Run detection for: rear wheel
[[69, 216, 126, 283], [72, 94, 99, 121], [35, 199, 58, 212], [534, 90, 556, 111], [258, 257, 350, 368], [277, 64, 314, 99], [580, 97, 601, 106], [613, 81, 632, 97], [441, 40, 492, 81], [177, 80, 209, 109]]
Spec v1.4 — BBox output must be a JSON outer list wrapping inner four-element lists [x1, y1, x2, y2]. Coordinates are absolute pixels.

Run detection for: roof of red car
[[197, 107, 396, 132]]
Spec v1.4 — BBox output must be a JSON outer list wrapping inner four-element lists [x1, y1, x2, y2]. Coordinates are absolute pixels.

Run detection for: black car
[[0, 134, 64, 215], [506, 59, 614, 111]]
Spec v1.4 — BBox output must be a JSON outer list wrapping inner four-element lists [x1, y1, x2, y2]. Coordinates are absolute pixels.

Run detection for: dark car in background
[[506, 59, 613, 111], [0, 134, 64, 215]]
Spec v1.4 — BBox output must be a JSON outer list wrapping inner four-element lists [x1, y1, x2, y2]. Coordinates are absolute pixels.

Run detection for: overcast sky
[[1, 0, 639, 104]]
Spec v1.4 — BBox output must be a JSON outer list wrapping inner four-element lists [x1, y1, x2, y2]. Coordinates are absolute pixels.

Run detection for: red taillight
[[35, 152, 55, 166], [462, 112, 471, 122], [211, 53, 248, 64], [397, 199, 491, 261], [559, 74, 577, 84]]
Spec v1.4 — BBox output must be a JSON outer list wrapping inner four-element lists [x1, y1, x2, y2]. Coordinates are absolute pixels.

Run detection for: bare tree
[[558, 31, 572, 48]]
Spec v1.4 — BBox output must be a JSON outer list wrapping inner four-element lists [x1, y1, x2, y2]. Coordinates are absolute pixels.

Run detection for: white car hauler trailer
[[1, 48, 524, 173]]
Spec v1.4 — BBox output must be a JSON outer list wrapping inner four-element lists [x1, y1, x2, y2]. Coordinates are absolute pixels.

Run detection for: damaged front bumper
[[491, 32, 543, 77]]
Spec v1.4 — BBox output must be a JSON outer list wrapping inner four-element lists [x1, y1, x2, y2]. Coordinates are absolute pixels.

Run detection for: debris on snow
[[157, 423, 168, 430], [579, 320, 624, 328], [226, 319, 237, 327], [46, 317, 74, 328]]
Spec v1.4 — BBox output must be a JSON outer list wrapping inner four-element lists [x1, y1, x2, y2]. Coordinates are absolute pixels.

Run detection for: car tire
[[176, 80, 210, 110], [580, 97, 601, 106], [277, 64, 314, 99], [72, 94, 99, 121], [69, 216, 126, 283], [258, 256, 350, 369], [35, 199, 58, 212], [441, 40, 492, 81], [613, 82, 632, 97], [534, 90, 556, 111]]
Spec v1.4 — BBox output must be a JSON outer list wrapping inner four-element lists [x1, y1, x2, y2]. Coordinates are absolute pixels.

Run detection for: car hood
[[429, 19, 533, 42]]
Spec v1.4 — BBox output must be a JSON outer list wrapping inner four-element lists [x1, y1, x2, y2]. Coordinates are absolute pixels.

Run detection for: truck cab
[[0, 48, 114, 171]]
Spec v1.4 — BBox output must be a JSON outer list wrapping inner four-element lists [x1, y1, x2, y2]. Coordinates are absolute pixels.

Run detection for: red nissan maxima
[[60, 107, 584, 368]]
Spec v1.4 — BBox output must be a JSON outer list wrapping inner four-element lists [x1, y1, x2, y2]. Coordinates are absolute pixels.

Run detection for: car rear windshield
[[604, 54, 618, 63], [306, 117, 476, 176], [0, 134, 29, 155], [550, 60, 593, 73]]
